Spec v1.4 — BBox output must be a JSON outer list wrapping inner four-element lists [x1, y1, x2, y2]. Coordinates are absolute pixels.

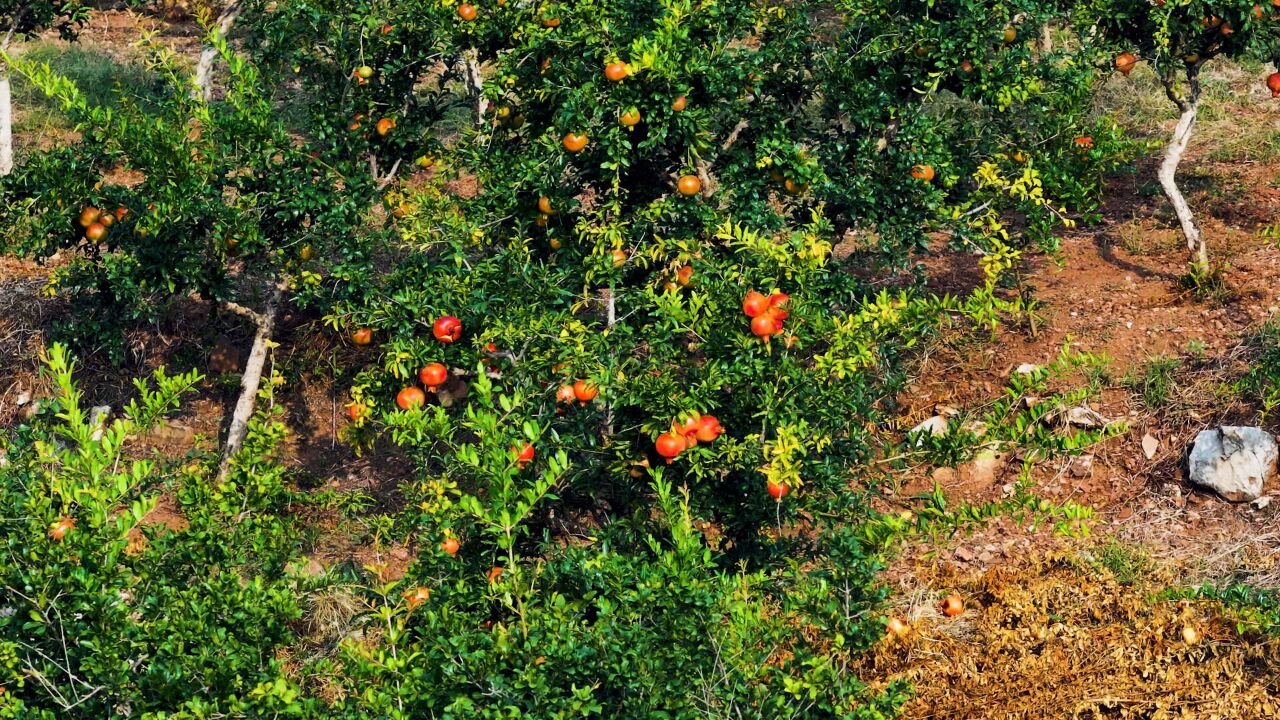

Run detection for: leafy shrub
[[0, 346, 310, 717], [0, 0, 1166, 715]]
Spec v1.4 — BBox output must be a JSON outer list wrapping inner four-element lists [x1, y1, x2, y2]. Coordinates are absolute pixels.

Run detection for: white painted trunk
[[193, 2, 243, 101], [215, 285, 283, 483], [0, 69, 12, 176], [464, 50, 487, 126], [194, 47, 219, 100], [1158, 103, 1205, 270]]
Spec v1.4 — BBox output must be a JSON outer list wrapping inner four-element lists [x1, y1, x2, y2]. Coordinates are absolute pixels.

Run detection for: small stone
[[970, 452, 1002, 486], [910, 415, 950, 440], [14, 391, 31, 407], [1142, 433, 1159, 460], [1014, 363, 1040, 375]]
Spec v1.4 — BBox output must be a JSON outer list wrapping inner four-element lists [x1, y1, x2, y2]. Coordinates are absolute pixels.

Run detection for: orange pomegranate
[[572, 380, 598, 403], [941, 594, 965, 617], [677, 175, 702, 197], [396, 387, 426, 410], [604, 62, 628, 82], [418, 362, 448, 392]]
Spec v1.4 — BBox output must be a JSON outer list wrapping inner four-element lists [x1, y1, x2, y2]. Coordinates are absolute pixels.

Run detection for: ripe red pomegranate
[[655, 432, 685, 460], [1268, 72, 1280, 98], [419, 362, 448, 392], [573, 380, 598, 403], [767, 293, 790, 320], [695, 415, 723, 443], [433, 315, 462, 343], [514, 442, 535, 467], [604, 62, 628, 82], [556, 384, 577, 404], [397, 387, 426, 410], [751, 314, 779, 338], [766, 480, 789, 499], [742, 291, 770, 317]]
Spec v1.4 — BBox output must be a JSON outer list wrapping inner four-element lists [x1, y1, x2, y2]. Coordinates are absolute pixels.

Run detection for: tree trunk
[[0, 64, 12, 176], [1159, 101, 1205, 272], [193, 2, 242, 101], [463, 49, 487, 126], [216, 283, 283, 483]]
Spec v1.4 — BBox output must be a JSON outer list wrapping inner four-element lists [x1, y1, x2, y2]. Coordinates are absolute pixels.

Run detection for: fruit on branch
[[556, 384, 577, 404], [397, 386, 426, 410], [695, 415, 724, 443], [563, 132, 588, 153], [514, 442, 535, 468], [404, 586, 431, 609], [604, 62, 628, 82], [656, 431, 685, 461], [433, 315, 462, 343], [419, 362, 448, 392], [78, 206, 101, 228], [348, 402, 366, 422], [572, 380, 598, 403], [742, 291, 770, 317]]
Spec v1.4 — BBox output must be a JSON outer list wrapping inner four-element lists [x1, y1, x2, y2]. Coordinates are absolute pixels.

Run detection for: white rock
[[1188, 427, 1278, 503], [1014, 363, 1040, 375], [909, 415, 949, 443], [1141, 433, 1159, 460]]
